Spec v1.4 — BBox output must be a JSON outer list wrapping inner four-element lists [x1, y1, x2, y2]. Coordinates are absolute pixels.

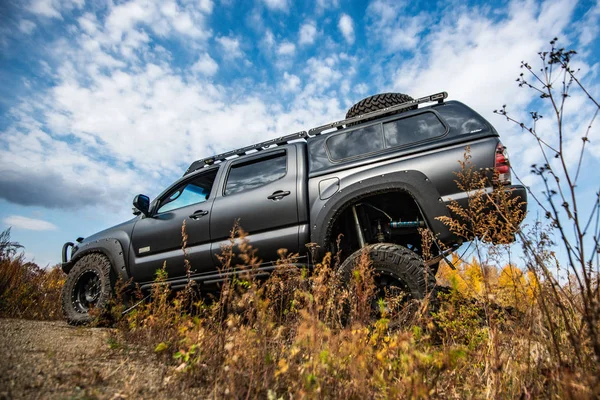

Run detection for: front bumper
[[61, 242, 75, 273]]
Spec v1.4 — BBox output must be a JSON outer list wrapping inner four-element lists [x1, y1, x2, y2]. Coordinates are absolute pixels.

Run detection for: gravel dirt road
[[0, 318, 203, 399]]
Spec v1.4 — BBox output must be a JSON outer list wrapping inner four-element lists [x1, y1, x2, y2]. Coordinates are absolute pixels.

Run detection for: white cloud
[[391, 0, 577, 115], [199, 0, 214, 14], [104, 0, 211, 44], [354, 83, 369, 95], [4, 216, 57, 231], [192, 52, 219, 76], [216, 36, 243, 59], [304, 56, 343, 87], [277, 42, 296, 56], [366, 0, 427, 52], [77, 13, 98, 35], [338, 14, 355, 45], [263, 29, 275, 49], [282, 72, 301, 92], [299, 21, 317, 45], [577, 1, 600, 47], [27, 0, 84, 19], [18, 20, 36, 35], [386, 0, 585, 188], [28, 0, 61, 18], [263, 0, 289, 12], [316, 0, 339, 12]]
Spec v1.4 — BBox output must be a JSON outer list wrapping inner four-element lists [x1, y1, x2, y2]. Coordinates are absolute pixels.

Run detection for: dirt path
[[0, 319, 203, 399]]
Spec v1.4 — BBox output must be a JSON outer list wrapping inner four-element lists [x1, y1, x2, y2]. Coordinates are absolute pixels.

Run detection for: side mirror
[[133, 194, 151, 217]]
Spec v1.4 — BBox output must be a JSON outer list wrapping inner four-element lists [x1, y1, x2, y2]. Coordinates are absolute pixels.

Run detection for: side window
[[225, 152, 287, 196], [157, 169, 218, 214], [326, 125, 384, 161], [435, 103, 488, 134], [383, 112, 446, 148]]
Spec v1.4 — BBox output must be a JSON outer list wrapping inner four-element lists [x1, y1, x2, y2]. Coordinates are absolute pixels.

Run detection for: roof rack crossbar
[[308, 91, 447, 136], [184, 130, 308, 175]]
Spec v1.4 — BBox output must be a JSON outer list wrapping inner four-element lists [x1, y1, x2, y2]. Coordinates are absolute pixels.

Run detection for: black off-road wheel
[[345, 92, 417, 124], [61, 253, 114, 325], [338, 243, 436, 323]]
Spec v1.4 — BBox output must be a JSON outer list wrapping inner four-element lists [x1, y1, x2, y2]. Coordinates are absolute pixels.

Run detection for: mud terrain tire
[[338, 243, 436, 300], [345, 93, 417, 123], [61, 253, 114, 325]]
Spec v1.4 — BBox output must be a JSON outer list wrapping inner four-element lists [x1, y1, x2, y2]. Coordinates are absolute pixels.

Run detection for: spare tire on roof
[[345, 92, 417, 125]]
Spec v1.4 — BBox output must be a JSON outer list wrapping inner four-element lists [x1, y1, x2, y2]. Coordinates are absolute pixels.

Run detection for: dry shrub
[[0, 245, 65, 320], [111, 220, 589, 399]]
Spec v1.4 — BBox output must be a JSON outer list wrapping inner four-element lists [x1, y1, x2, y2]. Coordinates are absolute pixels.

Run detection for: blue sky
[[0, 0, 599, 267]]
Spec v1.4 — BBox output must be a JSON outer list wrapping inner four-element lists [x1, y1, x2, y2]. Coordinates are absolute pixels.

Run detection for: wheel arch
[[310, 170, 455, 259], [68, 238, 130, 281]]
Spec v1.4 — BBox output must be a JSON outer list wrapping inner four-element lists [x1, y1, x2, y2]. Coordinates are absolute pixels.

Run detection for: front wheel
[[61, 253, 114, 325]]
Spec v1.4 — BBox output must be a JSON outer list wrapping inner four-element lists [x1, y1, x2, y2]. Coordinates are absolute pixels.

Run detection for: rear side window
[[327, 125, 383, 160], [326, 112, 446, 162], [435, 103, 488, 134], [225, 152, 287, 196], [383, 112, 445, 147]]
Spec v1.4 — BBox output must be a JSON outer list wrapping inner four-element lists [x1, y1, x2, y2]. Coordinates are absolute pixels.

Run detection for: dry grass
[[103, 220, 598, 399], [0, 252, 65, 320]]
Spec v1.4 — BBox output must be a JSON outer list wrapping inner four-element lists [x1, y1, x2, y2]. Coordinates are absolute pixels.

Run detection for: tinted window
[[157, 169, 218, 214], [383, 112, 446, 147], [435, 103, 488, 134], [225, 152, 287, 196], [326, 125, 384, 161]]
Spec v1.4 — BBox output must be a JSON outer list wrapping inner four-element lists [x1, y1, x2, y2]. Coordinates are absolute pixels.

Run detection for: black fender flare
[[310, 170, 454, 258], [66, 238, 130, 282]]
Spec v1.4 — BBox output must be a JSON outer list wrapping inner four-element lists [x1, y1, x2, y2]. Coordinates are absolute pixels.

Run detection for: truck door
[[130, 167, 219, 282], [209, 145, 300, 265]]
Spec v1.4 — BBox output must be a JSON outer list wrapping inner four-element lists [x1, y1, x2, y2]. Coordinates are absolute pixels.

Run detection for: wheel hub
[[72, 270, 101, 313]]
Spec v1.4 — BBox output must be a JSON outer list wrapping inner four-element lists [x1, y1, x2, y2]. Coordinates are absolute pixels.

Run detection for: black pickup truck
[[60, 92, 527, 324]]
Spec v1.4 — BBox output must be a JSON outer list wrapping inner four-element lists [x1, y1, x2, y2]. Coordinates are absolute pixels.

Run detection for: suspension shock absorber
[[351, 204, 366, 248]]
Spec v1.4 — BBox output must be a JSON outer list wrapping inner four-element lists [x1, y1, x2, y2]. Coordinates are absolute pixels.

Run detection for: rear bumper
[[504, 184, 528, 218], [441, 184, 528, 244]]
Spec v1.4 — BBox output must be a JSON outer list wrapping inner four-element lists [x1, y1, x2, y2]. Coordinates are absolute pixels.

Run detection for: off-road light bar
[[185, 130, 308, 175], [185, 91, 448, 175], [309, 91, 447, 135]]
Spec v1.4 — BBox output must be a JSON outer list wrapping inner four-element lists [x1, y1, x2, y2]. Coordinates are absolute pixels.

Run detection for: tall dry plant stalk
[[494, 38, 599, 391]]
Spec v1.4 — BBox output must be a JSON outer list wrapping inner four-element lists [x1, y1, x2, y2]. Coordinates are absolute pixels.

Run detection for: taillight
[[494, 142, 511, 185]]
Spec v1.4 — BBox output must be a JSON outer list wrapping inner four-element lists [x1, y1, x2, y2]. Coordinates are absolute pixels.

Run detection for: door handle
[[189, 210, 209, 220], [267, 190, 291, 201]]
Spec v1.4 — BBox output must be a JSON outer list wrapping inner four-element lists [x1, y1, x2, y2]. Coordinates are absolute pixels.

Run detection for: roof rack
[[184, 91, 447, 176], [308, 91, 447, 135], [184, 130, 308, 176]]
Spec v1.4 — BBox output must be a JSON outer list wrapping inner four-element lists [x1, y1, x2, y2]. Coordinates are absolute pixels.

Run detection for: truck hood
[[79, 217, 138, 245]]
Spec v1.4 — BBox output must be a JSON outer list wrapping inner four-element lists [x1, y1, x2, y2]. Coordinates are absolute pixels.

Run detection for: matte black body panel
[[210, 225, 303, 266], [130, 203, 214, 282], [309, 170, 453, 259], [209, 144, 305, 263], [129, 166, 223, 282]]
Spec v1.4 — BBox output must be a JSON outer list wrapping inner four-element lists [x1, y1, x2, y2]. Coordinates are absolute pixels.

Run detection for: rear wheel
[[338, 243, 436, 321], [61, 253, 114, 325]]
